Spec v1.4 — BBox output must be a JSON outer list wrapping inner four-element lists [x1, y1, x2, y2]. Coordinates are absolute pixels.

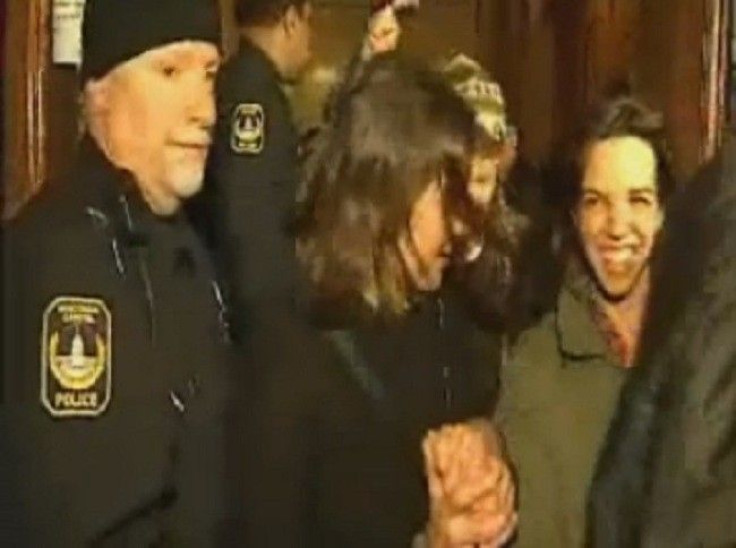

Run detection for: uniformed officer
[[1, 0, 235, 545], [200, 0, 314, 342]]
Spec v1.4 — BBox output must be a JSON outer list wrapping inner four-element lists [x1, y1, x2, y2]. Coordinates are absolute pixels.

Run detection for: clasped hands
[[422, 420, 517, 548]]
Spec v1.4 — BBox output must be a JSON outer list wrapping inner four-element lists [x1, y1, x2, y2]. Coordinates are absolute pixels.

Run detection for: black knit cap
[[81, 0, 221, 82]]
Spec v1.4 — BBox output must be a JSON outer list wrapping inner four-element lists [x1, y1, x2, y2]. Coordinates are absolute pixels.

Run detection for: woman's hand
[[422, 422, 517, 547], [362, 5, 401, 59]]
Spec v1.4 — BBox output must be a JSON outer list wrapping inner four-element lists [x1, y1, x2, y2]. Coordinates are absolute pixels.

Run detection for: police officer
[[2, 0, 234, 544], [202, 0, 313, 342]]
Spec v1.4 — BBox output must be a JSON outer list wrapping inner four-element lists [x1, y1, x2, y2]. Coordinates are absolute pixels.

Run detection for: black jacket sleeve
[[242, 310, 327, 546], [208, 70, 300, 340], [1, 224, 31, 543], [1, 217, 92, 545]]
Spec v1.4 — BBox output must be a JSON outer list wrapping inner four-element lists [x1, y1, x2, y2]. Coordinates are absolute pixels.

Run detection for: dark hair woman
[[492, 93, 678, 548], [295, 54, 504, 319], [556, 95, 676, 218], [243, 53, 519, 547]]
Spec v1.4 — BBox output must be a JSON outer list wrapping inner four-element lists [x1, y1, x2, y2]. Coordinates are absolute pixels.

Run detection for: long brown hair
[[294, 54, 489, 319]]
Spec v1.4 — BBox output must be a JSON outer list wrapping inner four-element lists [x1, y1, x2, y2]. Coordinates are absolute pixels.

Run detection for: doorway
[[2, 0, 727, 218]]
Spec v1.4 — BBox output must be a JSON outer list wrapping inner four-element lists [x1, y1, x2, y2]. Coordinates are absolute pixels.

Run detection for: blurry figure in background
[[307, 0, 418, 131], [416, 52, 527, 548], [200, 0, 314, 342], [244, 53, 518, 547], [192, 1, 316, 534], [440, 53, 517, 199], [589, 135, 736, 548], [492, 95, 677, 548], [437, 53, 541, 336], [362, 0, 420, 59], [440, 54, 564, 338]]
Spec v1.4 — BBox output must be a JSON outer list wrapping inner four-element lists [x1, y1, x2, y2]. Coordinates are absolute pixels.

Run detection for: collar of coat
[[554, 260, 622, 366], [76, 135, 187, 250]]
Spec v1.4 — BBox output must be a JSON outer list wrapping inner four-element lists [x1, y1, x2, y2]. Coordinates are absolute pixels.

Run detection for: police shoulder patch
[[41, 296, 112, 419], [231, 103, 265, 154]]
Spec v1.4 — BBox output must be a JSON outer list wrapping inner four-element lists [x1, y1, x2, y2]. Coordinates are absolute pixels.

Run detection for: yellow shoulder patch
[[231, 103, 265, 154], [41, 296, 112, 419]]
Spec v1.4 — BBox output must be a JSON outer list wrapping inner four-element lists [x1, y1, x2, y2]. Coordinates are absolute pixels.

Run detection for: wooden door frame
[[3, 0, 49, 220], [703, 0, 730, 161]]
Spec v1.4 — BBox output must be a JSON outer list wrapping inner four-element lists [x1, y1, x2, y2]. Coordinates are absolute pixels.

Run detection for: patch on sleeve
[[231, 103, 265, 154], [41, 296, 112, 419]]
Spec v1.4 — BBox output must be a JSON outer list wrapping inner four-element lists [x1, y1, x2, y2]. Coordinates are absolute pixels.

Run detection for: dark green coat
[[496, 280, 628, 547]]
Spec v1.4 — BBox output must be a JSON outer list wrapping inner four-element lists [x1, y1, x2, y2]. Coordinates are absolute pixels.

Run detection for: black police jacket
[[1, 138, 233, 546], [196, 38, 300, 342]]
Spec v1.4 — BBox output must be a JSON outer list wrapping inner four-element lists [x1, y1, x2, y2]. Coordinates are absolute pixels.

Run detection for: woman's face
[[574, 136, 664, 300], [400, 180, 450, 291], [468, 154, 499, 209], [400, 164, 490, 291]]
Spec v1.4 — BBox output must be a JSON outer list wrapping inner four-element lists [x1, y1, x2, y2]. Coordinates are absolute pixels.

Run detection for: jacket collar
[[237, 36, 284, 84], [554, 262, 615, 363], [76, 136, 161, 248]]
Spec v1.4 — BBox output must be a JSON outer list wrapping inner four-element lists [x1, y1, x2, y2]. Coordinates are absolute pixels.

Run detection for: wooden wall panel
[[486, 0, 709, 180], [0, 0, 6, 211], [3, 0, 48, 219], [3, 0, 80, 220], [635, 0, 706, 180], [218, 0, 237, 58], [486, 0, 577, 162], [583, 0, 640, 101], [702, 0, 729, 161]]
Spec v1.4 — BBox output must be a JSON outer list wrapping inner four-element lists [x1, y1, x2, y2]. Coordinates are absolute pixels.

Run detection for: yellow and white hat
[[439, 53, 512, 143]]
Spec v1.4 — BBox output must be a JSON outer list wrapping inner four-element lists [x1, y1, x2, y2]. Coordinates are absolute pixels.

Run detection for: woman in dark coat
[[242, 53, 521, 547]]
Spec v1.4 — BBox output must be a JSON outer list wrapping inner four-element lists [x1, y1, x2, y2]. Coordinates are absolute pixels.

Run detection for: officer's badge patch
[[231, 103, 265, 154], [41, 297, 112, 418]]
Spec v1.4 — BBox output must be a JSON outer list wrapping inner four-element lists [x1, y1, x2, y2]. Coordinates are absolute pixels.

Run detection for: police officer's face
[[90, 41, 220, 214], [574, 136, 664, 300], [283, 3, 314, 81]]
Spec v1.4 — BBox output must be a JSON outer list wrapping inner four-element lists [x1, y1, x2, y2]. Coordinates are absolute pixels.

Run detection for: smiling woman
[[491, 94, 679, 548], [575, 135, 663, 301], [560, 96, 677, 307]]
